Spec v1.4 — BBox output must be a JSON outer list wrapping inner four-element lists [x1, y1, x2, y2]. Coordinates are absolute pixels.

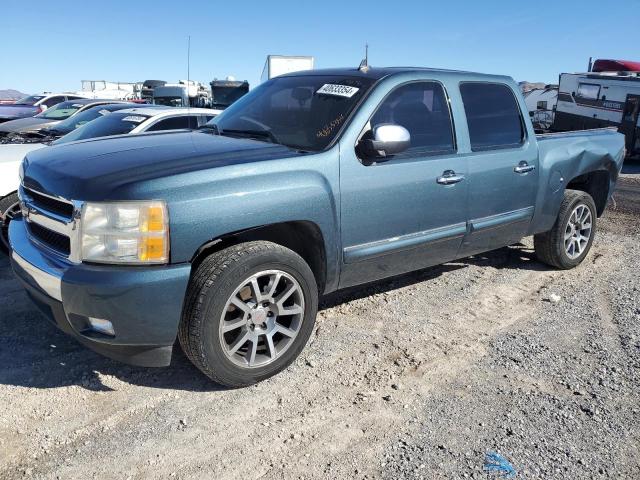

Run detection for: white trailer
[[260, 55, 314, 82], [77, 80, 138, 100], [552, 70, 640, 154], [524, 85, 558, 132]]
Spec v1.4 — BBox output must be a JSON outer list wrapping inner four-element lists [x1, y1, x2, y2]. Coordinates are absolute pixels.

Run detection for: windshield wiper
[[220, 128, 281, 145]]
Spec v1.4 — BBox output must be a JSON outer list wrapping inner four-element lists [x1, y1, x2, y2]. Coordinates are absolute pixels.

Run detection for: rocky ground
[[0, 168, 638, 480]]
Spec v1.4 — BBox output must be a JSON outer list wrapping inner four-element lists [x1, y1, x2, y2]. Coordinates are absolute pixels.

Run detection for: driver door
[[338, 81, 468, 288]]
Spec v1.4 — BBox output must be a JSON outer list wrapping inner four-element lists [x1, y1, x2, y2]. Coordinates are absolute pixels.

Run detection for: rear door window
[[460, 82, 525, 151]]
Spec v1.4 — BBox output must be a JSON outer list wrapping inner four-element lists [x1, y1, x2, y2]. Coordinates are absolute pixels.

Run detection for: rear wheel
[[534, 189, 597, 269], [0, 193, 20, 254], [178, 241, 318, 387]]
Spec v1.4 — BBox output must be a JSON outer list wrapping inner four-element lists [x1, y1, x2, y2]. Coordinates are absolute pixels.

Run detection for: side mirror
[[359, 124, 410, 159], [40, 104, 48, 111]]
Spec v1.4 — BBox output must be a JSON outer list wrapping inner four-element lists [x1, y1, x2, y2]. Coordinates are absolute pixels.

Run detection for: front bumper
[[9, 216, 192, 367]]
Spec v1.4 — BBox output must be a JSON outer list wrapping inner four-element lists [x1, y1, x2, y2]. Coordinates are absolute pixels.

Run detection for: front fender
[[156, 152, 341, 291]]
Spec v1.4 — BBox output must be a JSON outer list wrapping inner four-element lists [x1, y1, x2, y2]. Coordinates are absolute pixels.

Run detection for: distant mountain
[[0, 89, 26, 100]]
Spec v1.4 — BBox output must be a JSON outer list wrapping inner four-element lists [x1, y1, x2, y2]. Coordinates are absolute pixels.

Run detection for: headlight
[[80, 201, 169, 264]]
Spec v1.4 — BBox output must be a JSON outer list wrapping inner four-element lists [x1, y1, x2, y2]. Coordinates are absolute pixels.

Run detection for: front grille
[[25, 188, 74, 219], [28, 222, 71, 256]]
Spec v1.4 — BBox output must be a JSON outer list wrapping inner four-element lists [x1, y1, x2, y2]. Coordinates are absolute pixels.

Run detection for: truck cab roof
[[280, 66, 513, 83]]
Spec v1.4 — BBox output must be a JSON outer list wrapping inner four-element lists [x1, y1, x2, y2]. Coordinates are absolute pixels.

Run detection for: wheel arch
[[190, 221, 328, 294], [565, 169, 610, 217]]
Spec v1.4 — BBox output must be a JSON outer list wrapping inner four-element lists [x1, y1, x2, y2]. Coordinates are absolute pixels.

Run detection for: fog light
[[87, 317, 115, 337]]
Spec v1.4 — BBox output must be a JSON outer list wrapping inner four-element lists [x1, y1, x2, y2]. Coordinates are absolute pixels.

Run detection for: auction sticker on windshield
[[316, 84, 360, 98], [122, 115, 146, 123]]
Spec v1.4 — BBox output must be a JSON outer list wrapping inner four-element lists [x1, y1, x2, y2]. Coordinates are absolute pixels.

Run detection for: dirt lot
[[0, 168, 638, 480]]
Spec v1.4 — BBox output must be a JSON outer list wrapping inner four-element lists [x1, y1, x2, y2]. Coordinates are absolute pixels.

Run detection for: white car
[[0, 106, 220, 250]]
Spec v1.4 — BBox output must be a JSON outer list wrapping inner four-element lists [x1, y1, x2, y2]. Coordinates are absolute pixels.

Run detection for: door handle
[[514, 161, 536, 174], [437, 170, 465, 185]]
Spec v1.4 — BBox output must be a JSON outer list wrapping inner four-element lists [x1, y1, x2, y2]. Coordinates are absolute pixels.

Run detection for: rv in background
[[524, 84, 558, 132], [261, 55, 314, 82], [210, 77, 249, 109], [552, 59, 640, 155], [153, 81, 211, 108]]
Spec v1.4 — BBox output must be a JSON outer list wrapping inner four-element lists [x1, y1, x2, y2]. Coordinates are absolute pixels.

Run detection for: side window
[[460, 82, 524, 151], [187, 115, 199, 129], [576, 83, 600, 100], [367, 82, 455, 156], [42, 96, 64, 108], [146, 116, 191, 131], [196, 115, 216, 127], [65, 95, 85, 101]]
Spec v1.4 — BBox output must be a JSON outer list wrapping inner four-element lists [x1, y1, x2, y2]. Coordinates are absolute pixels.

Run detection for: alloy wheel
[[219, 269, 305, 368], [564, 204, 592, 260]]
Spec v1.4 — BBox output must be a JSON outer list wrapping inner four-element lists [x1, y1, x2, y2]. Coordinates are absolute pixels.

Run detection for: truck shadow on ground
[[0, 243, 543, 393]]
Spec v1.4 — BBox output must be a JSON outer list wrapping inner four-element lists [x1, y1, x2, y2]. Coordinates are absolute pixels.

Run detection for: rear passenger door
[[458, 82, 539, 256]]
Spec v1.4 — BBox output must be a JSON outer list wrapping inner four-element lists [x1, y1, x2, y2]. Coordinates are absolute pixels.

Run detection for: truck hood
[[0, 117, 56, 134], [0, 105, 38, 120], [22, 130, 305, 200]]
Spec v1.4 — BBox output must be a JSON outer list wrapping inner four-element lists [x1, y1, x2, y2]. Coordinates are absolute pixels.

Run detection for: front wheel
[[178, 241, 318, 387], [0, 192, 20, 254], [534, 189, 597, 269]]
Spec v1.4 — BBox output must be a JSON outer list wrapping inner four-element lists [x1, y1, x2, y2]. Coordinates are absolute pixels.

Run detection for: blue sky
[[1, 0, 639, 94]]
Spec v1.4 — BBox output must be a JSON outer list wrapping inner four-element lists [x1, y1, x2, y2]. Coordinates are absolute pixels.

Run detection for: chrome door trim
[[343, 222, 467, 264], [469, 206, 534, 232]]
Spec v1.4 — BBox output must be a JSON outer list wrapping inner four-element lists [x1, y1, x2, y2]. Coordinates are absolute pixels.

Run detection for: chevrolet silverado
[[9, 67, 625, 386]]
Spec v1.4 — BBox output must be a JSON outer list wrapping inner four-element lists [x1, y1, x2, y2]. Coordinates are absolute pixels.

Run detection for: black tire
[[0, 192, 20, 255], [534, 189, 597, 269], [178, 241, 318, 387]]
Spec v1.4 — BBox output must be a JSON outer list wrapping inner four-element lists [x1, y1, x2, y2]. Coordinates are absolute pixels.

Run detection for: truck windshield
[[206, 75, 375, 151], [52, 112, 151, 145], [154, 96, 184, 107], [211, 86, 248, 109]]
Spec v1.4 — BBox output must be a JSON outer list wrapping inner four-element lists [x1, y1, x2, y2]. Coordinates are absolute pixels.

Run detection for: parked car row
[[0, 99, 128, 140], [0, 105, 221, 249], [3, 66, 625, 388], [0, 93, 90, 123]]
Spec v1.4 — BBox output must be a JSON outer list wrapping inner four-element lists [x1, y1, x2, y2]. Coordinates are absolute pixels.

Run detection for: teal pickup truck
[[9, 67, 625, 387]]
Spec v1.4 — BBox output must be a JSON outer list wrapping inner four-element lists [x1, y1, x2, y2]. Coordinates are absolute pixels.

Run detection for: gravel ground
[[0, 169, 638, 480]]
